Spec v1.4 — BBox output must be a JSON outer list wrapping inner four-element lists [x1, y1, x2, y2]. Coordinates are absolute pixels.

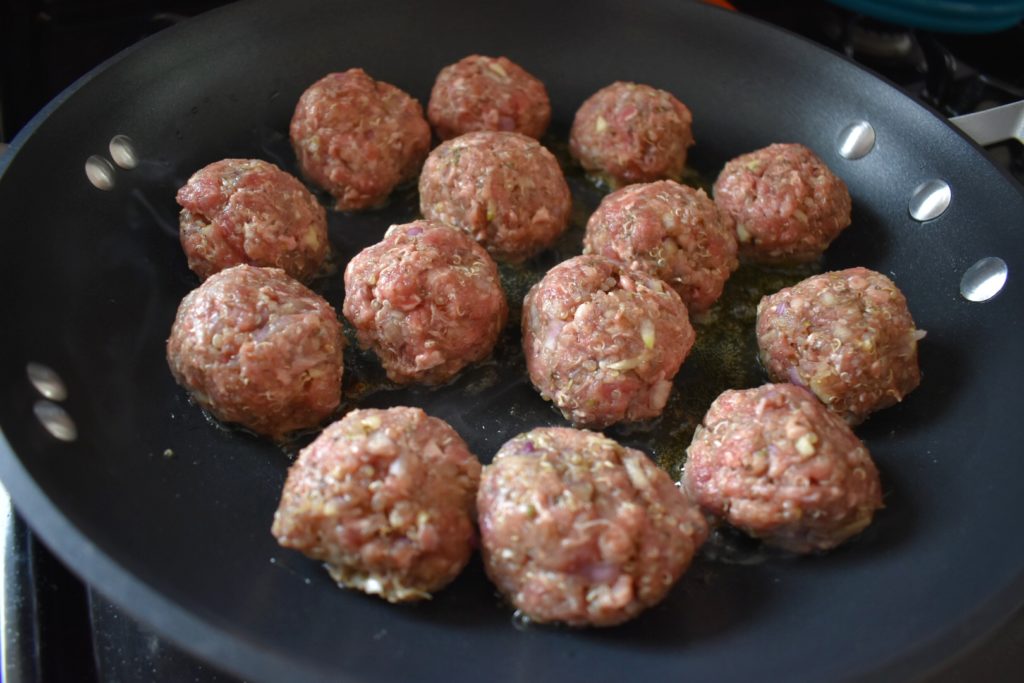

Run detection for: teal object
[[830, 0, 1024, 32]]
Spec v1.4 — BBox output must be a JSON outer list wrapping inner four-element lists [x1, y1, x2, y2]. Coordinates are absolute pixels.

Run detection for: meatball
[[682, 383, 883, 553], [343, 220, 508, 385], [757, 267, 923, 425], [290, 68, 431, 211], [713, 143, 852, 263], [175, 159, 328, 282], [584, 180, 738, 314], [419, 131, 571, 262], [522, 255, 695, 428], [478, 427, 707, 626], [272, 407, 481, 602], [166, 264, 343, 440], [569, 81, 694, 188], [428, 55, 551, 141]]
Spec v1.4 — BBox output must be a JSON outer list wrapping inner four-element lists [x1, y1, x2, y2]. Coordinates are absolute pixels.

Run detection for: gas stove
[[1, 2, 1022, 682]]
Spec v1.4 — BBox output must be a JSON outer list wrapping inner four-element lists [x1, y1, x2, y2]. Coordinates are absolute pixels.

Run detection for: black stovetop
[[1, 2, 1022, 682]]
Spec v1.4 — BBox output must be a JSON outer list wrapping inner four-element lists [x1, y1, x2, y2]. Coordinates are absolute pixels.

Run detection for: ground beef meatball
[[479, 427, 707, 626], [166, 265, 343, 440], [290, 68, 431, 211], [757, 267, 923, 425], [713, 143, 852, 263], [175, 159, 328, 282], [343, 220, 508, 384], [419, 131, 571, 262], [428, 55, 551, 141], [584, 180, 738, 314], [569, 81, 694, 188], [523, 255, 695, 428], [272, 407, 481, 602], [682, 383, 883, 553]]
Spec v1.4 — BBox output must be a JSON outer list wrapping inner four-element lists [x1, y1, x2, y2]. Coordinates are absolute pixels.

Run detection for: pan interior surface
[[0, 1, 1023, 682]]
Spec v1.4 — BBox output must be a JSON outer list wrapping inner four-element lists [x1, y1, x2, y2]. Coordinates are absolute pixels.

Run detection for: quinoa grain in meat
[[682, 383, 883, 553], [569, 81, 694, 188], [584, 180, 738, 314], [343, 219, 508, 385], [428, 55, 551, 140], [523, 255, 695, 428], [290, 68, 431, 211], [166, 265, 343, 441], [419, 131, 571, 262], [478, 427, 707, 626], [757, 267, 923, 424], [176, 158, 328, 282], [273, 407, 481, 602], [713, 143, 851, 263]]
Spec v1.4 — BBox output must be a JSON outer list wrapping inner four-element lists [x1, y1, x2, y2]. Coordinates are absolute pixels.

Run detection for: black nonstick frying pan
[[1, 1, 1022, 681]]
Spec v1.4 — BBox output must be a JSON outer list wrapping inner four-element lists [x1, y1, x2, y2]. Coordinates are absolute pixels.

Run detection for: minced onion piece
[[605, 357, 643, 371], [641, 319, 656, 349]]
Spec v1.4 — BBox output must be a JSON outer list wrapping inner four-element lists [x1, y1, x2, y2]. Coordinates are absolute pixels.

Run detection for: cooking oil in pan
[[610, 261, 821, 480]]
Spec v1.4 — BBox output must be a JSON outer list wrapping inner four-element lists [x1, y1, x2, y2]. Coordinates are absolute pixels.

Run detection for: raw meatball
[[166, 264, 343, 440], [428, 55, 551, 140], [584, 180, 738, 314], [478, 427, 707, 626], [272, 407, 481, 602], [419, 131, 571, 262], [682, 383, 883, 553], [522, 255, 695, 428], [176, 159, 328, 282], [757, 267, 923, 425], [713, 143, 852, 263], [569, 81, 694, 188], [290, 68, 431, 211], [343, 220, 508, 384]]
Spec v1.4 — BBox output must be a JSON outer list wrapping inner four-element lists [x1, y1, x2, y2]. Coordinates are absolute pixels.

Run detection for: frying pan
[[1, 1, 1022, 681]]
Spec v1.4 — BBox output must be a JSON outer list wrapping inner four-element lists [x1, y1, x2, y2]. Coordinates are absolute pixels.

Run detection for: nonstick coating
[[1, 1, 1023, 682]]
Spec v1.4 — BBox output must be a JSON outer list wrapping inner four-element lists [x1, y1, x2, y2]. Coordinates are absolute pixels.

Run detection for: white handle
[[950, 101, 1024, 146]]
